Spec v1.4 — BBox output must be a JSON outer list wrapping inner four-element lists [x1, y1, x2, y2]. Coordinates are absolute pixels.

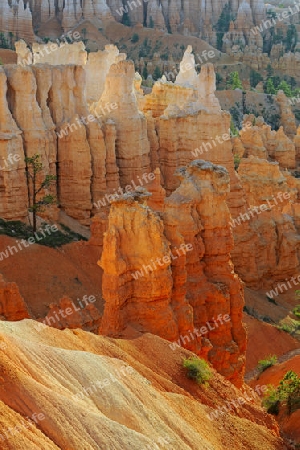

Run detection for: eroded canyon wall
[[2, 46, 300, 289], [1, 48, 300, 387], [0, 0, 266, 41], [0, 59, 149, 224], [100, 161, 246, 386]]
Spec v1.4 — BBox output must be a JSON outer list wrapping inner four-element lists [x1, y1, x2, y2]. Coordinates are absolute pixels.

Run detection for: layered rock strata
[[0, 0, 266, 45], [0, 63, 122, 225], [0, 320, 287, 450], [0, 0, 35, 42], [2, 45, 300, 294], [100, 161, 246, 386], [93, 60, 151, 186], [0, 67, 28, 221], [238, 115, 296, 169], [231, 156, 300, 287]]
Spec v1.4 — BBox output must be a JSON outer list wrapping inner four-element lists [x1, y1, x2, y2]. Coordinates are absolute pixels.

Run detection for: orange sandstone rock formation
[[276, 90, 297, 139], [99, 189, 176, 340], [40, 296, 101, 333], [0, 67, 28, 221], [100, 161, 246, 386], [0, 275, 29, 321], [94, 60, 151, 187], [1, 44, 300, 299], [231, 156, 300, 288], [239, 116, 296, 169]]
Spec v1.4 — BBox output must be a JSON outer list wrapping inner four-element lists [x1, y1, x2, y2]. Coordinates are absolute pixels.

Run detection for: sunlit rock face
[[99, 161, 246, 387], [1, 45, 300, 387], [0, 67, 28, 221], [0, 320, 286, 449], [93, 60, 151, 187]]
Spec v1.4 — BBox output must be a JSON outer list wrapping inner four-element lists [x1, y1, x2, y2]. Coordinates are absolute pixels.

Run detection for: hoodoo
[[0, 7, 299, 449]]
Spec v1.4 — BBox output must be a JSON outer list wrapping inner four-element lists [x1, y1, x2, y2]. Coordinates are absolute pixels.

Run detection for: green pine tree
[[277, 80, 292, 97], [265, 78, 276, 95], [228, 71, 243, 90], [153, 66, 162, 81], [25, 154, 56, 232]]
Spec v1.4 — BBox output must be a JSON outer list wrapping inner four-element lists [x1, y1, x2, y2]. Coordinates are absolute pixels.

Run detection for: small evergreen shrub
[[293, 305, 300, 318], [263, 371, 300, 415], [131, 33, 139, 43], [183, 357, 212, 385], [257, 355, 277, 373]]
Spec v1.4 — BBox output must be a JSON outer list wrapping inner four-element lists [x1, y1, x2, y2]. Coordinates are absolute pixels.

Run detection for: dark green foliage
[[214, 4, 233, 51], [122, 13, 131, 26], [293, 305, 300, 318], [265, 78, 276, 95], [229, 105, 243, 129], [266, 295, 277, 305], [286, 24, 297, 52], [216, 72, 223, 88], [227, 71, 243, 89], [267, 64, 273, 78], [25, 154, 56, 232], [234, 154, 241, 170], [160, 52, 169, 61], [139, 38, 151, 57], [0, 219, 87, 248], [149, 16, 154, 28], [263, 371, 300, 415], [0, 32, 9, 49], [273, 28, 284, 45], [153, 66, 162, 80], [131, 33, 139, 43], [277, 80, 292, 97], [217, 33, 224, 52], [250, 69, 263, 88], [142, 66, 148, 80]]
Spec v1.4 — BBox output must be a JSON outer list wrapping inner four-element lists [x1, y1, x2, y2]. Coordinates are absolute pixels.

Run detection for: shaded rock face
[[0, 0, 265, 43], [231, 156, 300, 288], [99, 190, 175, 340], [0, 275, 29, 321], [39, 296, 102, 333], [100, 161, 246, 387], [0, 0, 35, 42]]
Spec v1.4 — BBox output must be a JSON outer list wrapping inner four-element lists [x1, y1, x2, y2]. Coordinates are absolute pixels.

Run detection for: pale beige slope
[[0, 320, 287, 450], [0, 401, 59, 450]]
